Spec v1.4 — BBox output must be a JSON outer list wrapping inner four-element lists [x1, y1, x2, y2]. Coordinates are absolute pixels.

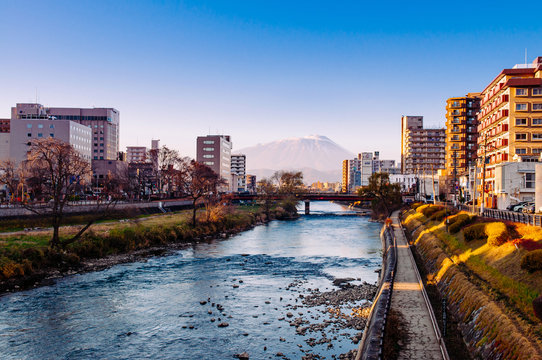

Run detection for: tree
[[257, 178, 276, 218], [358, 172, 402, 219], [0, 160, 23, 203], [272, 171, 304, 194], [1, 138, 121, 248], [176, 160, 226, 226], [155, 145, 181, 198]]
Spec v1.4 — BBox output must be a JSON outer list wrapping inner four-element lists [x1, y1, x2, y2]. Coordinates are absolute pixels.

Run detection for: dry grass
[[403, 211, 542, 359]]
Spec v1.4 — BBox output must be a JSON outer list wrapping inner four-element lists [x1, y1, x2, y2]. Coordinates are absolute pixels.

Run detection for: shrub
[[521, 249, 542, 273], [485, 222, 509, 247], [447, 213, 476, 234], [429, 209, 447, 221], [464, 223, 487, 242], [533, 295, 542, 321], [416, 205, 442, 218], [411, 202, 424, 210]]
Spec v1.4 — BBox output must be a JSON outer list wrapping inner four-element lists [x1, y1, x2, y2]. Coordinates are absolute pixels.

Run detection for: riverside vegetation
[[402, 203, 542, 359], [0, 200, 299, 293]]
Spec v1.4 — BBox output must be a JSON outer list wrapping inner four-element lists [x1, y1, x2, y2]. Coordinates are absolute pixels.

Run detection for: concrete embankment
[[402, 212, 542, 360]]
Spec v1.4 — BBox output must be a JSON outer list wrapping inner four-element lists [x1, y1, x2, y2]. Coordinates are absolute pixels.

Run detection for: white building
[[231, 154, 246, 192], [493, 162, 536, 210], [9, 119, 92, 163]]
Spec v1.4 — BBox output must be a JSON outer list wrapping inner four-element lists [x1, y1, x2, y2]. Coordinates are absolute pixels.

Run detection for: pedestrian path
[[389, 211, 447, 360]]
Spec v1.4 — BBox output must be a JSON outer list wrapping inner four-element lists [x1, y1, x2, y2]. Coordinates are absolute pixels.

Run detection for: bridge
[[230, 193, 373, 214]]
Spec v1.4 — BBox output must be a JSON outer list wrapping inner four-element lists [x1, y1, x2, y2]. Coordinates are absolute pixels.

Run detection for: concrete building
[[196, 135, 232, 189], [492, 162, 536, 210], [0, 119, 9, 162], [372, 151, 399, 174], [231, 154, 246, 192], [12, 103, 119, 161], [401, 115, 446, 175], [126, 146, 148, 163], [360, 152, 373, 186], [342, 158, 361, 193], [9, 118, 91, 163], [390, 174, 417, 193], [445, 94, 481, 176], [246, 174, 257, 193], [477, 57, 542, 208], [91, 159, 128, 189]]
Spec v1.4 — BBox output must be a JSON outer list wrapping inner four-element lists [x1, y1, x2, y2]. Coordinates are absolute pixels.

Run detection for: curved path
[[389, 211, 448, 360]]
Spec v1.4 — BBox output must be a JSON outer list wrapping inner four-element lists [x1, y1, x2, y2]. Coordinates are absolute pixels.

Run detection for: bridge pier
[[304, 200, 310, 215]]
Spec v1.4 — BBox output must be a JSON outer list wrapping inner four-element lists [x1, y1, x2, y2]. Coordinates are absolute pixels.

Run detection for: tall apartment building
[[341, 158, 361, 193], [401, 115, 446, 175], [0, 119, 9, 161], [371, 151, 399, 174], [445, 93, 481, 176], [360, 152, 373, 186], [231, 154, 246, 192], [12, 103, 119, 161], [476, 56, 542, 207], [196, 135, 232, 189]]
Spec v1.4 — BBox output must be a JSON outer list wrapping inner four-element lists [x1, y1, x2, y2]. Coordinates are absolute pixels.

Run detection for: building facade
[[196, 135, 232, 189], [12, 103, 119, 161], [9, 119, 91, 163], [476, 57, 542, 207], [401, 115, 446, 175], [126, 146, 148, 163], [0, 119, 9, 161], [231, 154, 246, 192], [341, 158, 361, 193]]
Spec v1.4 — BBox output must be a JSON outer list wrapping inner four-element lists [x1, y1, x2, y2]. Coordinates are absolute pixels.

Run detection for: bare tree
[[257, 178, 276, 218], [0, 160, 23, 203], [156, 145, 181, 198], [176, 160, 226, 226], [3, 138, 121, 248], [272, 170, 304, 194]]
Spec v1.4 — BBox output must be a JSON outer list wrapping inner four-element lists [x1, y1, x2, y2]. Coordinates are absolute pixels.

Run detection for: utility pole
[[431, 164, 436, 205], [472, 164, 477, 214], [481, 135, 487, 215], [453, 150, 458, 206]]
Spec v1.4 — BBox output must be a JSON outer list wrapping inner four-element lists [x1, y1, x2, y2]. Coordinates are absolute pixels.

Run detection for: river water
[[0, 202, 382, 360]]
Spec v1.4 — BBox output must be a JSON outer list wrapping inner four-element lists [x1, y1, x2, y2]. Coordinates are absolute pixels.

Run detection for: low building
[[231, 154, 246, 192], [246, 174, 257, 193], [126, 146, 148, 163], [390, 174, 417, 193], [91, 159, 128, 189], [491, 161, 536, 210]]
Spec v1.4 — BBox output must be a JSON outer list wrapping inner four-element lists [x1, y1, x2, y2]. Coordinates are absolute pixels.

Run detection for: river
[[0, 202, 382, 360]]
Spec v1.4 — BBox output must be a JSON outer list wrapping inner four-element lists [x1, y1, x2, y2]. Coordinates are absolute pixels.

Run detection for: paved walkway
[[389, 211, 445, 360]]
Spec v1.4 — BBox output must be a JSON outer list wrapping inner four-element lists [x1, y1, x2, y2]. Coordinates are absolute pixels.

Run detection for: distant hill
[[236, 135, 354, 184]]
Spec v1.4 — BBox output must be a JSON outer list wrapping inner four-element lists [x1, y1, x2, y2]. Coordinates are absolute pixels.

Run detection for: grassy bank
[[402, 204, 542, 359], [0, 204, 294, 288]]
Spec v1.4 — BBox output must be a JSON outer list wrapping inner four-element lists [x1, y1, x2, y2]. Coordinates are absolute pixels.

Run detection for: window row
[[516, 88, 542, 96], [515, 133, 542, 141], [515, 103, 542, 111]]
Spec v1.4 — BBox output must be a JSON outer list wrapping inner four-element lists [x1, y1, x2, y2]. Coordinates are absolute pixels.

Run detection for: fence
[[455, 204, 542, 226]]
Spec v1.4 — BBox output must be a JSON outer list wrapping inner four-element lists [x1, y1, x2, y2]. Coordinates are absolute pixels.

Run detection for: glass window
[[516, 133, 527, 140], [533, 118, 542, 125], [27, 124, 32, 128], [203, 154, 214, 158], [50, 133, 54, 138], [534, 88, 542, 95], [516, 103, 528, 111], [533, 148, 542, 154], [203, 147, 214, 151], [50, 124, 54, 129], [516, 118, 527, 126], [203, 140, 215, 144], [532, 133, 542, 140], [27, 133, 31, 137], [516, 88, 527, 96], [534, 104, 542, 110], [525, 173, 535, 188], [37, 133, 43, 138], [204, 161, 214, 165], [38, 124, 43, 128], [516, 148, 527, 154]]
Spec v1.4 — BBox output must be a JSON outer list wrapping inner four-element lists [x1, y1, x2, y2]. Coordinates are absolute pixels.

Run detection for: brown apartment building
[[445, 93, 481, 176], [477, 56, 542, 206]]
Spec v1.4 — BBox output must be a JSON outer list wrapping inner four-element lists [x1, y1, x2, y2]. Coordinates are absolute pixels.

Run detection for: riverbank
[[0, 204, 298, 295], [401, 205, 542, 359]]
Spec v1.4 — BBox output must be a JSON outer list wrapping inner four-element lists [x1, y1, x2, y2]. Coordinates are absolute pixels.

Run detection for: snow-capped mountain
[[236, 135, 354, 184]]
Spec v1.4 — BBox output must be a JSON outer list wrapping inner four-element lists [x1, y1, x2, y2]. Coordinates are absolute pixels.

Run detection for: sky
[[1, 0, 541, 162]]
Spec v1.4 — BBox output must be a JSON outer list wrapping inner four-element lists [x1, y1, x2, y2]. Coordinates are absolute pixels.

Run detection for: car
[[507, 201, 527, 211], [514, 202, 534, 212]]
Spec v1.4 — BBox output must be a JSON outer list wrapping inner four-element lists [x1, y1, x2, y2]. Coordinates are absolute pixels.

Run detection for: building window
[[516, 133, 528, 140], [524, 173, 535, 188], [534, 104, 542, 111], [26, 124, 32, 128], [516, 118, 528, 126], [534, 88, 542, 96], [50, 124, 54, 129], [203, 147, 214, 151], [50, 133, 54, 138], [533, 148, 542, 154], [203, 140, 215, 144], [516, 88, 527, 96], [203, 154, 214, 158], [516, 103, 528, 111], [38, 133, 43, 138], [204, 161, 214, 165], [533, 118, 542, 125], [533, 133, 542, 140], [27, 133, 31, 137], [38, 124, 43, 129], [516, 148, 527, 154]]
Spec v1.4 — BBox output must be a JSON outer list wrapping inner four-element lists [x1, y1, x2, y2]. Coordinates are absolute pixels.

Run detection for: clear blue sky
[[1, 0, 541, 162]]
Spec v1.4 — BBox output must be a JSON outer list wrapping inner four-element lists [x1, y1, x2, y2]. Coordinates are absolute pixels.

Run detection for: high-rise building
[[231, 154, 246, 192], [341, 158, 361, 193], [0, 119, 9, 161], [196, 135, 232, 188], [360, 152, 373, 186], [12, 103, 119, 161], [401, 115, 445, 175], [445, 94, 481, 176], [476, 56, 542, 207]]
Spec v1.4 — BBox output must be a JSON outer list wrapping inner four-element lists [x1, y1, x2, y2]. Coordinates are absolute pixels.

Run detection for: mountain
[[236, 135, 354, 184]]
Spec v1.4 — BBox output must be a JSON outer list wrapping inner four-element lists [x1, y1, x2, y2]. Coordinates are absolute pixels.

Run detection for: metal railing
[[454, 204, 542, 226]]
